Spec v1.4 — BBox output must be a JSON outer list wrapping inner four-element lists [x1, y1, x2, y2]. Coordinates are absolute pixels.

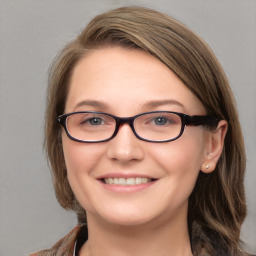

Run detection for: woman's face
[[62, 47, 211, 227]]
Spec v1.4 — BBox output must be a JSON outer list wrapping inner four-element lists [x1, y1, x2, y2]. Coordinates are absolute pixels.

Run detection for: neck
[[80, 212, 192, 256]]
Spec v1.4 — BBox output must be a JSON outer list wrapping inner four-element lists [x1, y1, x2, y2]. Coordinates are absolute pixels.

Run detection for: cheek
[[61, 137, 106, 212], [152, 141, 204, 171], [149, 130, 206, 192], [62, 137, 104, 178]]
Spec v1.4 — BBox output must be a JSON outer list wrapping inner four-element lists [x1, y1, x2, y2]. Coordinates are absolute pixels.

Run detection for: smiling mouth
[[102, 177, 155, 186]]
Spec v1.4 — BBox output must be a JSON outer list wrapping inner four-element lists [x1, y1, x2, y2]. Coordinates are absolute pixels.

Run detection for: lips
[[97, 173, 157, 190], [104, 177, 153, 186]]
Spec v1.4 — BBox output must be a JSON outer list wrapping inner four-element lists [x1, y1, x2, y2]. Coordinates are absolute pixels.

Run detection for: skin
[[62, 47, 227, 256]]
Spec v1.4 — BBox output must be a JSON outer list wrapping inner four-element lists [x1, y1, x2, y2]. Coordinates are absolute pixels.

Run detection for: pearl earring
[[205, 164, 210, 169]]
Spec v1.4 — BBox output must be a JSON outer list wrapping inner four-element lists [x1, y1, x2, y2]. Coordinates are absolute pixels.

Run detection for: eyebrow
[[73, 99, 185, 111], [141, 99, 185, 109], [74, 100, 108, 110]]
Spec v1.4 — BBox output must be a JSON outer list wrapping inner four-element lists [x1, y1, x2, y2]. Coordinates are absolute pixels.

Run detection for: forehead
[[65, 47, 206, 115]]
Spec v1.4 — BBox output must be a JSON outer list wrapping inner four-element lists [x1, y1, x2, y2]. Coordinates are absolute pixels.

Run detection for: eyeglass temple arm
[[185, 115, 220, 127]]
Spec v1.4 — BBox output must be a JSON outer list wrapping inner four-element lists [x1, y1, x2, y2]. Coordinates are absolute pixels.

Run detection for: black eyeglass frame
[[57, 111, 220, 143]]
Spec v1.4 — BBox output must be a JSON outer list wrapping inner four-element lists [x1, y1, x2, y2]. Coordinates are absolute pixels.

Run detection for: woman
[[31, 6, 250, 256]]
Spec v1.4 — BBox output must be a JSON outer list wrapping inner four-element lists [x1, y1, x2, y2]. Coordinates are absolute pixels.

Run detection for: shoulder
[[191, 222, 254, 256], [29, 225, 82, 256]]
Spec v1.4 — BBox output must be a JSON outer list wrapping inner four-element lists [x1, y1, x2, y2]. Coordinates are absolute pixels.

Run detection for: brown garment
[[30, 226, 80, 256], [29, 223, 250, 256]]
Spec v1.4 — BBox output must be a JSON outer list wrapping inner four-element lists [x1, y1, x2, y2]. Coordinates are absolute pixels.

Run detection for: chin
[[104, 217, 153, 228], [94, 207, 156, 227]]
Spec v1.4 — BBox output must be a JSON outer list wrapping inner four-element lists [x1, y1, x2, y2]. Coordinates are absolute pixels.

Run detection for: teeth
[[135, 177, 141, 185], [125, 178, 132, 185], [104, 177, 152, 186]]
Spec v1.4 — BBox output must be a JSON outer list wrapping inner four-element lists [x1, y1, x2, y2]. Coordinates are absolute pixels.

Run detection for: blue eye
[[153, 117, 168, 125], [88, 117, 103, 125]]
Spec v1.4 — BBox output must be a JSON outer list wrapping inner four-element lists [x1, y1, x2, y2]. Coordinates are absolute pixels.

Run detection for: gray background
[[0, 0, 255, 255]]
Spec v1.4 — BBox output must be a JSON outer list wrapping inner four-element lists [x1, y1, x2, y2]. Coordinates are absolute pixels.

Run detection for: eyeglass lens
[[65, 112, 183, 142]]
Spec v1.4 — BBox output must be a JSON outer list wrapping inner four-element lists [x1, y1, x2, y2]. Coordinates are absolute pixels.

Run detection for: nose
[[106, 123, 145, 163]]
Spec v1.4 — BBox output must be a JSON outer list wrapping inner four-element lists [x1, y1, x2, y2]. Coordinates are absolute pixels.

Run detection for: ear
[[201, 120, 228, 173]]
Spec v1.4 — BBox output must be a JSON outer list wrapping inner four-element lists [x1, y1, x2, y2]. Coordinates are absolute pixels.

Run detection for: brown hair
[[45, 6, 246, 254]]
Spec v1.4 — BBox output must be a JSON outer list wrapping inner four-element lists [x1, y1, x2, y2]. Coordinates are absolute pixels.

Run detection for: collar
[[72, 223, 218, 256], [30, 222, 228, 256]]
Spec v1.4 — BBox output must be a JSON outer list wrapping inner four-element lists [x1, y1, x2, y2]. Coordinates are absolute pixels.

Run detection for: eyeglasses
[[57, 111, 219, 143]]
